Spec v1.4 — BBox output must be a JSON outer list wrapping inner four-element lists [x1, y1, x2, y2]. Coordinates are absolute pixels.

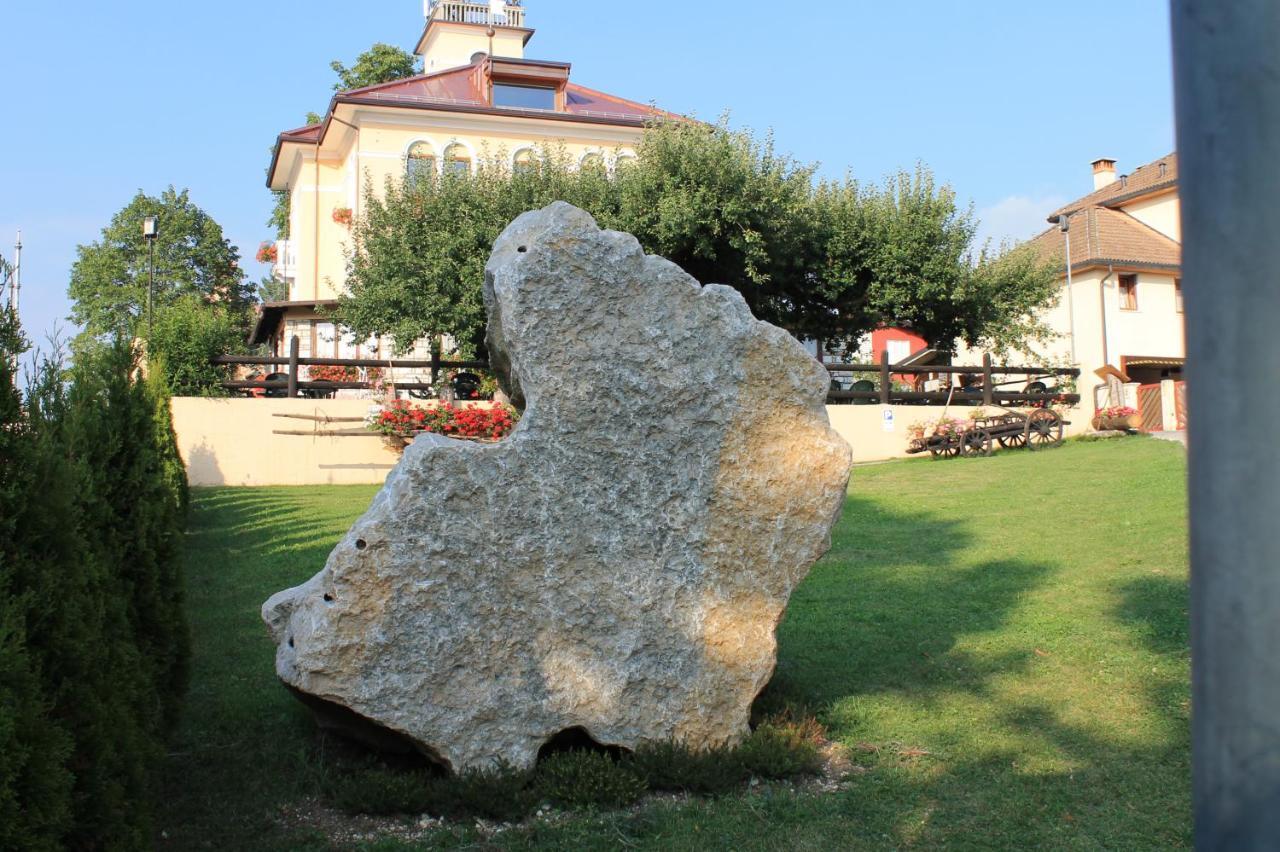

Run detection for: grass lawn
[[159, 437, 1190, 850]]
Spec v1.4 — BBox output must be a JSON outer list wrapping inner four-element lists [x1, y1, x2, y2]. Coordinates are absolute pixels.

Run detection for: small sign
[[882, 407, 895, 432]]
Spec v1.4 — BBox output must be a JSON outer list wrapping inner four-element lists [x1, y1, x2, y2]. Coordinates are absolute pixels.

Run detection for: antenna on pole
[[10, 230, 20, 319]]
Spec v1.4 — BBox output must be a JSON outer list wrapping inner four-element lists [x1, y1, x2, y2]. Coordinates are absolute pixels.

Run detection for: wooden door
[[1138, 384, 1165, 432]]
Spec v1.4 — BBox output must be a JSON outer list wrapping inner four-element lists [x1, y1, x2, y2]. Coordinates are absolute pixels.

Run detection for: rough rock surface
[[263, 202, 853, 771]]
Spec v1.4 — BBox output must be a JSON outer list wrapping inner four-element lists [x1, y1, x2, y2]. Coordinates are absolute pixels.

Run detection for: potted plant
[[255, 241, 278, 264], [1092, 405, 1140, 431], [332, 207, 354, 227]]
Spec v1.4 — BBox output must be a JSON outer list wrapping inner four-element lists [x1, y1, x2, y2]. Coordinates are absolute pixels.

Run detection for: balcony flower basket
[[255, 242, 278, 264], [1092, 405, 1140, 431], [332, 207, 354, 227]]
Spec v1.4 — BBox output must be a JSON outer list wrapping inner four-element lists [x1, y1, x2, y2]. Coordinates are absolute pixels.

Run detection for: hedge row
[[0, 313, 190, 851]]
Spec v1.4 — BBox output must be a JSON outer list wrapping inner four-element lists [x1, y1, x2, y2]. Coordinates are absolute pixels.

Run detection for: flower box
[[1092, 406, 1140, 431]]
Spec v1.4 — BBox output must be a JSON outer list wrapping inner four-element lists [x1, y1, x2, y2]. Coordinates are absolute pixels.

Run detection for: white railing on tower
[[427, 1, 525, 28]]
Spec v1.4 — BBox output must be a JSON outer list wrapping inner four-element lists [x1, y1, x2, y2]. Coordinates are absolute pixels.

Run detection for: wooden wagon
[[907, 410, 1067, 459]]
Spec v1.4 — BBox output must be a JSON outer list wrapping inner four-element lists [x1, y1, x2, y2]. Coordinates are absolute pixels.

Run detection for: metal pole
[[147, 237, 155, 338], [1063, 225, 1076, 363], [1172, 2, 1280, 849], [12, 230, 21, 319]]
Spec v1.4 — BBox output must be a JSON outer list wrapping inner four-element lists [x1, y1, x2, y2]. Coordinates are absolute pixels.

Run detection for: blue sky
[[1, 0, 1174, 346]]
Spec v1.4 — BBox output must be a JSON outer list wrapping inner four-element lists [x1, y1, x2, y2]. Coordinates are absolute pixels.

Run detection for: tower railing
[[428, 1, 525, 28]]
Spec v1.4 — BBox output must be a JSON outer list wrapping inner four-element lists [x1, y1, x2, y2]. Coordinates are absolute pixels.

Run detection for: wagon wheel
[[998, 430, 1027, 449], [1025, 409, 1064, 450], [962, 428, 993, 457]]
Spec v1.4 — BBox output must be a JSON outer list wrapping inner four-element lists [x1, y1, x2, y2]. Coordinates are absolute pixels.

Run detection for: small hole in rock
[[537, 726, 628, 763], [323, 593, 334, 603], [517, 245, 528, 253], [355, 539, 367, 550], [287, 636, 294, 648]]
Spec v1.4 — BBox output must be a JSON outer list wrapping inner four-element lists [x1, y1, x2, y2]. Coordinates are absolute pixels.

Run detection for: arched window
[[579, 152, 605, 173], [513, 148, 538, 175], [614, 152, 637, 173], [406, 141, 436, 185], [443, 143, 472, 176]]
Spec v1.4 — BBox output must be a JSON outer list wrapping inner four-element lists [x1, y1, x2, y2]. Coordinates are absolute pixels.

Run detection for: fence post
[[879, 350, 890, 406], [982, 353, 994, 406], [287, 335, 300, 398]]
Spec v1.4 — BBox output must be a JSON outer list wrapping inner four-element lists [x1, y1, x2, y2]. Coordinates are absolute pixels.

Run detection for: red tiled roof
[[1050, 152, 1178, 218], [1029, 205, 1181, 272], [280, 123, 323, 141], [331, 60, 675, 124]]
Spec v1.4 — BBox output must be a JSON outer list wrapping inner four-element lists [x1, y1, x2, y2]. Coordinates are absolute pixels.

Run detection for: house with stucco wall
[[255, 0, 671, 361], [1025, 153, 1184, 411]]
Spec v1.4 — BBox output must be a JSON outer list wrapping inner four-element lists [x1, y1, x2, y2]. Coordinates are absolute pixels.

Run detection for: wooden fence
[[212, 337, 486, 396], [825, 352, 1080, 406], [213, 339, 1079, 407]]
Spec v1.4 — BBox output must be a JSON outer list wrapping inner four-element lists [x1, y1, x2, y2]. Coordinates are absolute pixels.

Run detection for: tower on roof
[[417, 1, 532, 72]]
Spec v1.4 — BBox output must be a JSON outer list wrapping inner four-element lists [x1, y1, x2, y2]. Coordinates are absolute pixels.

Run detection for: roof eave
[[1068, 259, 1182, 274], [334, 94, 657, 128]]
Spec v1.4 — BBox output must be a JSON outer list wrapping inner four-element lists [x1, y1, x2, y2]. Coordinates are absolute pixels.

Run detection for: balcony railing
[[428, 1, 525, 28], [272, 240, 298, 282]]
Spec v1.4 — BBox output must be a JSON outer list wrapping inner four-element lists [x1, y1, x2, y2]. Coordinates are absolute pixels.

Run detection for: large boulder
[[263, 203, 852, 772]]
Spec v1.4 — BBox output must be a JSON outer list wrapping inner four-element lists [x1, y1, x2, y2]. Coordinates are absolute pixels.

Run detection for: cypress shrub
[[0, 318, 191, 850], [0, 315, 75, 850]]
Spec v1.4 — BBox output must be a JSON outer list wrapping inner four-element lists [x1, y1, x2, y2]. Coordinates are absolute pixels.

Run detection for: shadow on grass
[[758, 494, 1192, 850], [160, 486, 379, 851], [160, 479, 1191, 850]]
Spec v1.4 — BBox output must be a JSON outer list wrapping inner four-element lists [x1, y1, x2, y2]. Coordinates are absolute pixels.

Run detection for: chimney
[[1092, 158, 1118, 191]]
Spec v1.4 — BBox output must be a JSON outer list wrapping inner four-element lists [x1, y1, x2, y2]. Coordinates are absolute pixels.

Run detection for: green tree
[[68, 187, 251, 341], [331, 43, 419, 91], [335, 120, 1060, 357], [147, 294, 246, 396], [810, 167, 1058, 353], [0, 312, 75, 852]]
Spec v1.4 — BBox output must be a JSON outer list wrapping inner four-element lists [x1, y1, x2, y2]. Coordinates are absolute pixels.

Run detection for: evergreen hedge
[[0, 313, 190, 850]]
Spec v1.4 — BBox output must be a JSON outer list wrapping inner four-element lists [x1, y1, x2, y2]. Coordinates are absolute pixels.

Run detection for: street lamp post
[[143, 216, 158, 337], [1048, 213, 1077, 364]]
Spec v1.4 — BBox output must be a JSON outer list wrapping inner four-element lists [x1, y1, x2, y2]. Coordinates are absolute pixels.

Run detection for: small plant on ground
[[625, 740, 745, 795], [737, 719, 824, 780], [329, 768, 435, 816], [436, 761, 540, 822], [536, 751, 647, 809]]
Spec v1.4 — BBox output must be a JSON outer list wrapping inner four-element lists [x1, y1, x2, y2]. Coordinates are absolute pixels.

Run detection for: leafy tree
[[68, 187, 251, 341], [613, 121, 818, 324], [257, 272, 289, 304], [331, 43, 419, 91], [809, 168, 1058, 353], [335, 119, 1060, 357], [335, 144, 619, 354], [147, 294, 245, 396]]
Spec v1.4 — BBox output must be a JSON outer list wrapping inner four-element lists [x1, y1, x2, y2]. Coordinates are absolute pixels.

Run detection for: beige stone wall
[[172, 398, 401, 487], [174, 397, 1091, 488]]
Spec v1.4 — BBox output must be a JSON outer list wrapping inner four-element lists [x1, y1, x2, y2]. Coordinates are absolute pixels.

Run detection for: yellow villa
[[255, 0, 670, 358]]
